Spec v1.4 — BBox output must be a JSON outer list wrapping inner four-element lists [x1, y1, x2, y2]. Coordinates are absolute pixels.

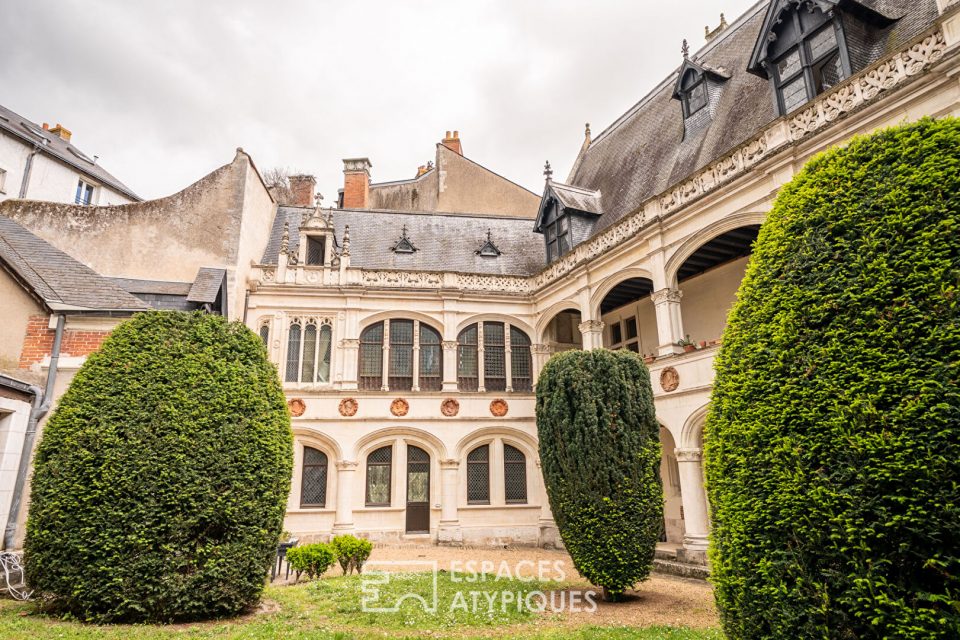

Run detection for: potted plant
[[643, 354, 656, 364], [677, 335, 696, 353]]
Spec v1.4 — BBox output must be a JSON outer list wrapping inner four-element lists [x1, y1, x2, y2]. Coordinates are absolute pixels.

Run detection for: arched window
[[300, 447, 328, 508], [767, 5, 847, 114], [259, 323, 270, 346], [286, 320, 333, 384], [510, 327, 532, 392], [679, 68, 707, 117], [466, 444, 490, 504], [365, 445, 392, 506], [457, 322, 533, 392], [419, 324, 442, 391], [358, 319, 443, 392], [504, 444, 527, 504]]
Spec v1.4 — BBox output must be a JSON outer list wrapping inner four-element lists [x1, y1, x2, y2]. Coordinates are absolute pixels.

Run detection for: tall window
[[359, 322, 384, 390], [358, 319, 443, 392], [366, 446, 392, 506], [466, 445, 490, 504], [504, 444, 527, 504], [679, 69, 707, 117], [457, 322, 532, 393], [419, 324, 442, 391], [75, 179, 95, 205], [544, 214, 571, 262], [286, 319, 333, 383], [305, 236, 325, 265], [607, 315, 640, 353], [259, 323, 270, 346], [768, 7, 846, 115], [300, 447, 328, 507]]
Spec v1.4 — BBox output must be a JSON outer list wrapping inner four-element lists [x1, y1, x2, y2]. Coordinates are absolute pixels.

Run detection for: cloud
[[1, 0, 759, 200]]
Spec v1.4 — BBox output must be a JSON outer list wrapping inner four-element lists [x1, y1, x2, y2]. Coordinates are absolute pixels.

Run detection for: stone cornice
[[251, 28, 947, 298]]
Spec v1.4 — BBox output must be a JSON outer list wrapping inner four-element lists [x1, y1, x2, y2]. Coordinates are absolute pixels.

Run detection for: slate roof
[[108, 277, 192, 296], [568, 0, 939, 237], [0, 215, 150, 311], [186, 267, 226, 303], [550, 182, 602, 215], [262, 206, 546, 276], [0, 103, 140, 201]]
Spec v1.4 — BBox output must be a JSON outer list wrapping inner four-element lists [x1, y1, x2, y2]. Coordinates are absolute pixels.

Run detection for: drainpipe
[[18, 143, 41, 199], [3, 313, 65, 550]]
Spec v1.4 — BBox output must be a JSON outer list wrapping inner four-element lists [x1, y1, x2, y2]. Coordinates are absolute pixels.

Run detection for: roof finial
[[585, 123, 591, 138], [342, 225, 351, 256], [314, 192, 323, 207], [544, 160, 553, 181], [280, 220, 290, 253], [487, 228, 493, 242], [682, 39, 690, 59]]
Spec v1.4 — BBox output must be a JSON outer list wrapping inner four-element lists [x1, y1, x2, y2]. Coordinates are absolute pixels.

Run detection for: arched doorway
[[541, 308, 583, 352], [675, 225, 759, 346], [597, 276, 657, 356], [405, 445, 431, 534], [660, 426, 684, 544]]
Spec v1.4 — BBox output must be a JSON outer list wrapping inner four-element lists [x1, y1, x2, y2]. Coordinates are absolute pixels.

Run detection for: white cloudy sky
[[2, 0, 760, 201]]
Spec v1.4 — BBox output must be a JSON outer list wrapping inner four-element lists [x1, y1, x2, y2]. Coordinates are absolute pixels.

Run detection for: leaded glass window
[[510, 327, 532, 392], [679, 68, 707, 118], [301, 324, 317, 383], [300, 447, 328, 507], [359, 322, 384, 390], [457, 324, 479, 391], [366, 446, 392, 506], [286, 320, 333, 384], [419, 324, 442, 391], [317, 324, 332, 383], [285, 323, 301, 382], [305, 236, 325, 265], [484, 322, 506, 392], [389, 319, 414, 391], [467, 445, 490, 504], [259, 323, 270, 346], [504, 444, 527, 504]]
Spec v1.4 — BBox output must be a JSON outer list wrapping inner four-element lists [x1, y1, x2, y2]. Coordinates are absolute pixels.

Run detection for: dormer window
[[748, 1, 856, 116], [679, 69, 708, 118], [305, 236, 325, 265], [75, 179, 96, 205], [545, 214, 571, 262], [391, 225, 417, 254]]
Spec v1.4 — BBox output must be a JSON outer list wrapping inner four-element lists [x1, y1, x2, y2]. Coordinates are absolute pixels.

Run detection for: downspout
[[2, 313, 65, 550], [18, 143, 41, 200]]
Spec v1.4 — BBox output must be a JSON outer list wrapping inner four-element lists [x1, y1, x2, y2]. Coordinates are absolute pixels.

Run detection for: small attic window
[[305, 236, 325, 265], [680, 69, 707, 118], [391, 225, 417, 254], [476, 230, 502, 257]]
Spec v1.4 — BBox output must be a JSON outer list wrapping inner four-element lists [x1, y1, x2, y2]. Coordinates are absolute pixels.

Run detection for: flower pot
[[683, 345, 696, 353], [643, 355, 656, 364]]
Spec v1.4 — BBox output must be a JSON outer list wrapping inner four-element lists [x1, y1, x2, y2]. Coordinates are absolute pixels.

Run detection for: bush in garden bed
[[286, 543, 337, 581], [24, 311, 293, 622], [706, 118, 960, 638], [536, 349, 662, 601], [331, 535, 373, 575]]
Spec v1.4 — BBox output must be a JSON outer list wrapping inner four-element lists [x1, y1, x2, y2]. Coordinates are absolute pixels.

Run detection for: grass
[[0, 572, 723, 639]]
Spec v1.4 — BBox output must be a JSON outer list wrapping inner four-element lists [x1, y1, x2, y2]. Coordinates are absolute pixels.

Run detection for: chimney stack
[[288, 174, 317, 207], [49, 123, 72, 142], [441, 130, 462, 155], [342, 158, 372, 209]]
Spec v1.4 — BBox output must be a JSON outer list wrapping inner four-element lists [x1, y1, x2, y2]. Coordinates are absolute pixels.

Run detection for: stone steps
[[653, 558, 710, 580]]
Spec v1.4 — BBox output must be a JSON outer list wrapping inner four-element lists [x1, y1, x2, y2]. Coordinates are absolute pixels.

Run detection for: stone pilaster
[[578, 319, 605, 350], [437, 458, 463, 545], [651, 288, 685, 356], [675, 447, 709, 563], [332, 460, 358, 533]]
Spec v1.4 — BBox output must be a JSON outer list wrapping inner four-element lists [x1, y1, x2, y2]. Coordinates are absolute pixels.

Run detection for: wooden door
[[405, 446, 430, 533]]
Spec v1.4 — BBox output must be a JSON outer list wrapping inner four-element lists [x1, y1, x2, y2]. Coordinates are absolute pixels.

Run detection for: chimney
[[49, 123, 72, 142], [441, 130, 462, 156], [342, 158, 372, 209], [288, 174, 317, 207]]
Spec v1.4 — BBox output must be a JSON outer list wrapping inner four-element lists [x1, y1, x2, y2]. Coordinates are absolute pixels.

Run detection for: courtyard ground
[[0, 545, 719, 639]]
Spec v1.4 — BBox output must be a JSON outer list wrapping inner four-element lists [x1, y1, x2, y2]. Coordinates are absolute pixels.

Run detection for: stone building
[[0, 103, 138, 206], [2, 0, 959, 566]]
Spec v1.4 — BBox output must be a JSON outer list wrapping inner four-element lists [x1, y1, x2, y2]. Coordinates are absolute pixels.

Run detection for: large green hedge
[[706, 118, 960, 638], [536, 349, 662, 600], [24, 311, 293, 622]]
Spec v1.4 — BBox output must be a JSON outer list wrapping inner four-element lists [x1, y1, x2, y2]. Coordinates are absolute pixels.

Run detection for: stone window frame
[[284, 316, 334, 386], [300, 446, 329, 508], [460, 437, 533, 508], [456, 321, 533, 393], [357, 319, 444, 392], [365, 444, 393, 507]]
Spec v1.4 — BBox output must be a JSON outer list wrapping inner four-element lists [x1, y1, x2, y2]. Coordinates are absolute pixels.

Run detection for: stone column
[[651, 288, 684, 356], [441, 341, 458, 392], [412, 320, 421, 392], [578, 320, 605, 350], [437, 458, 462, 545], [477, 322, 486, 393], [675, 448, 709, 562], [340, 338, 360, 390], [530, 344, 554, 388], [380, 319, 390, 391], [333, 460, 358, 533], [536, 459, 561, 549], [504, 323, 514, 392]]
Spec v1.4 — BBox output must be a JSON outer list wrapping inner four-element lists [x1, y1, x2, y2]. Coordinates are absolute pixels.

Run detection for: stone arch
[[455, 314, 536, 338], [353, 426, 449, 461], [293, 427, 344, 461], [663, 212, 767, 288], [358, 310, 444, 334], [680, 402, 711, 450], [534, 300, 582, 343], [455, 426, 539, 461], [588, 266, 656, 320]]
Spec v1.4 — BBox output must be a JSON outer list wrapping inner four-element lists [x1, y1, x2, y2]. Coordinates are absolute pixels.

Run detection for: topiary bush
[[286, 543, 337, 582], [24, 311, 293, 622], [536, 349, 662, 600], [331, 534, 373, 575], [706, 118, 960, 638]]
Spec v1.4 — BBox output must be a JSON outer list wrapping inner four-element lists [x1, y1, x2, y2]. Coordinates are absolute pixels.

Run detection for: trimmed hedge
[[24, 311, 293, 622], [286, 543, 337, 581], [331, 534, 373, 575], [536, 349, 662, 600], [706, 118, 960, 638]]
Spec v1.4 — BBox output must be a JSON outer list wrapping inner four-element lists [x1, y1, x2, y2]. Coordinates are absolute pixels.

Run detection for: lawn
[[0, 571, 722, 639]]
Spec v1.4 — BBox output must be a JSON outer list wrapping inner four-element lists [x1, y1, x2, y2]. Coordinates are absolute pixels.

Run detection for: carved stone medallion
[[660, 367, 680, 393], [489, 398, 509, 417], [390, 397, 410, 417], [287, 398, 306, 417], [338, 398, 358, 417], [440, 398, 460, 417]]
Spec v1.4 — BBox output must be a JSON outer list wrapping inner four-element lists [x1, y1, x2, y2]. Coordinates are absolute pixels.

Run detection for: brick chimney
[[48, 123, 72, 142], [342, 158, 372, 209], [288, 174, 317, 207], [441, 130, 462, 155]]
